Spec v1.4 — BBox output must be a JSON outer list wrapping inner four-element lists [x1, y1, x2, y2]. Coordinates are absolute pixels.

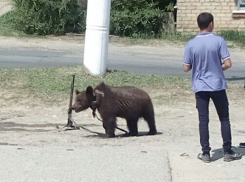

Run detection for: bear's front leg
[[103, 117, 116, 138]]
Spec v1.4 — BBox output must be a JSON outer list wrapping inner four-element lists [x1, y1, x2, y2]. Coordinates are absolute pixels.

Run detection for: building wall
[[176, 0, 245, 33]]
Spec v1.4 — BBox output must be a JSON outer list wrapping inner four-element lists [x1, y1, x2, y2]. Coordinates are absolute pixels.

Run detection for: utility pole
[[83, 0, 111, 76]]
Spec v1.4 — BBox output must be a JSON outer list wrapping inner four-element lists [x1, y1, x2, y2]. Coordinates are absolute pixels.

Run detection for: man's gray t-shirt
[[183, 32, 230, 93]]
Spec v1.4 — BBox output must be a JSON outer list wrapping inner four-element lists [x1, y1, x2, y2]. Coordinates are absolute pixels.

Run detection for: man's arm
[[220, 38, 232, 71], [183, 42, 192, 72], [183, 64, 192, 72], [222, 58, 232, 71]]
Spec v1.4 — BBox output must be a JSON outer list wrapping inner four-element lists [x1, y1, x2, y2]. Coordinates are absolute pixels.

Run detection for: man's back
[[184, 32, 230, 93]]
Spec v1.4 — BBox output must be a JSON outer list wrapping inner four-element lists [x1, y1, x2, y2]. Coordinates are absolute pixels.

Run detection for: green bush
[[7, 0, 86, 35], [219, 30, 245, 46], [0, 11, 25, 36], [110, 0, 165, 37], [1, 0, 177, 37]]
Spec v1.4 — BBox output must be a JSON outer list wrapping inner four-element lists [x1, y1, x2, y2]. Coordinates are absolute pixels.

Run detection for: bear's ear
[[86, 86, 93, 95], [75, 89, 80, 95]]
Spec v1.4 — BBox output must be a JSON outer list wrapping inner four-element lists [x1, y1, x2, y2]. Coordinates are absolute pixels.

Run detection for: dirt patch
[[0, 83, 245, 181], [0, 84, 244, 148]]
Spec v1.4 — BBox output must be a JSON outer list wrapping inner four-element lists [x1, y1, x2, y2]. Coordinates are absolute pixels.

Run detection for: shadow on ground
[[226, 76, 245, 82], [211, 146, 245, 161], [0, 122, 100, 132], [84, 131, 163, 139]]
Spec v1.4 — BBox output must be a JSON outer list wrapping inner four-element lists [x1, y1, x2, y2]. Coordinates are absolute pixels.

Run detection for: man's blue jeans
[[195, 90, 232, 153]]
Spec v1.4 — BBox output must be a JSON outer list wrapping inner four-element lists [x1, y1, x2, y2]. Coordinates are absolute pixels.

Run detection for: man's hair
[[197, 12, 214, 30]]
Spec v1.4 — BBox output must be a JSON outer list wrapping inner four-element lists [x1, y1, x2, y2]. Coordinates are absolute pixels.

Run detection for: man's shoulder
[[190, 33, 226, 45], [185, 37, 196, 48]]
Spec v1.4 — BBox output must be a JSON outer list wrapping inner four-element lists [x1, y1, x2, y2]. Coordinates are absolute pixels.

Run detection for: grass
[[110, 30, 245, 48], [0, 11, 43, 38], [0, 66, 244, 107], [0, 66, 192, 105], [108, 31, 195, 47], [0, 66, 191, 95], [0, 23, 44, 38], [132, 31, 195, 43], [219, 30, 245, 47], [0, 24, 24, 37], [0, 11, 24, 37]]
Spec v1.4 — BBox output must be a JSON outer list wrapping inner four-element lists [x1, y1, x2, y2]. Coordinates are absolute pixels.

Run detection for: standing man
[[183, 12, 242, 163]]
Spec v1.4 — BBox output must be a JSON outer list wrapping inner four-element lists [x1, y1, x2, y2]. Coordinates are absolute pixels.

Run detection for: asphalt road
[[0, 48, 244, 82]]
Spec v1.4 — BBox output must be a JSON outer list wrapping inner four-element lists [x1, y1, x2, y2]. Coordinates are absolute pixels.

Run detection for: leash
[[91, 108, 128, 134]]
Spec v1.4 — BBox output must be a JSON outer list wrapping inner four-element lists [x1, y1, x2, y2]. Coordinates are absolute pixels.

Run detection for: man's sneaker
[[239, 142, 245, 148], [197, 153, 211, 163], [223, 150, 242, 162]]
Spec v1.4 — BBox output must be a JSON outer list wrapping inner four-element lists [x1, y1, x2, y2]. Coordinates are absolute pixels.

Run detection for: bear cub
[[72, 82, 157, 138]]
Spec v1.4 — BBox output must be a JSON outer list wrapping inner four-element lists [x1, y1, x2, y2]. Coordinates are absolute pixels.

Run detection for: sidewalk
[[0, 145, 171, 182]]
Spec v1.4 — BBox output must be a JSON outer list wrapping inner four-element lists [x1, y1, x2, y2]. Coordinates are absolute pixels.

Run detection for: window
[[238, 0, 245, 10], [233, 0, 245, 17]]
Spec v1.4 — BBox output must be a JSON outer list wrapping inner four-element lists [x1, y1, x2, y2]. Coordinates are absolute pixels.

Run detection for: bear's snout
[[71, 104, 80, 112], [71, 105, 76, 111]]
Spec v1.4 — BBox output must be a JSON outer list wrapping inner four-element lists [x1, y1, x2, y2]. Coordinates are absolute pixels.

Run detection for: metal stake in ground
[[58, 74, 80, 131]]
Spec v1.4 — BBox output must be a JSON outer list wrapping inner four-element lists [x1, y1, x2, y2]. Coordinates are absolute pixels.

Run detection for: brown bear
[[71, 82, 157, 138]]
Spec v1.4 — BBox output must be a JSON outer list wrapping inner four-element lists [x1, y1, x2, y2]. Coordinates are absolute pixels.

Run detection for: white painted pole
[[83, 0, 111, 76]]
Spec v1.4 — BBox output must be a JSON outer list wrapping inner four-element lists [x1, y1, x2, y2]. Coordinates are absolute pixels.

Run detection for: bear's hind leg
[[143, 113, 157, 135], [126, 118, 138, 136]]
